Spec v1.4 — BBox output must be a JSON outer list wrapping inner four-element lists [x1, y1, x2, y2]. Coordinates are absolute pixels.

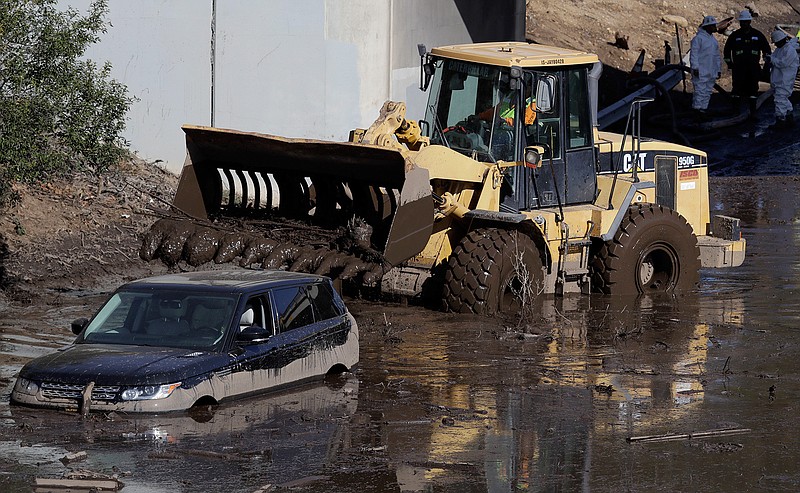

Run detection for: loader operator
[[477, 91, 536, 127], [723, 10, 771, 117], [690, 15, 722, 118], [475, 87, 536, 161]]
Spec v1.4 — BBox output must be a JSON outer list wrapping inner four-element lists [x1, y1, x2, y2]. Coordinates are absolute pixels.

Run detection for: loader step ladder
[[555, 221, 593, 296]]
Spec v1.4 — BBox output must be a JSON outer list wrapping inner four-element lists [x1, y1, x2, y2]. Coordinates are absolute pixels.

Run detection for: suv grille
[[40, 382, 121, 401]]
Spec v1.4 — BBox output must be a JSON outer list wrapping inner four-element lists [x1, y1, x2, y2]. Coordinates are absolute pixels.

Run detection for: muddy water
[[1, 176, 800, 492]]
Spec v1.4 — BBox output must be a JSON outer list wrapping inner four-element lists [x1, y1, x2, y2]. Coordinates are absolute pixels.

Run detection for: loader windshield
[[424, 59, 519, 162]]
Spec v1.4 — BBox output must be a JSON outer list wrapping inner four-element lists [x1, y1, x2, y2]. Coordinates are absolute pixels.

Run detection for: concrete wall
[[60, 1, 521, 172]]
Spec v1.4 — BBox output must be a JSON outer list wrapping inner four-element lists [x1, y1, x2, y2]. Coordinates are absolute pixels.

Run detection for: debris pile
[[139, 216, 387, 285]]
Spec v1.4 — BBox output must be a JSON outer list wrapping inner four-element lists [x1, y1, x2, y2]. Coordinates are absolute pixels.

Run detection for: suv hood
[[18, 344, 229, 386]]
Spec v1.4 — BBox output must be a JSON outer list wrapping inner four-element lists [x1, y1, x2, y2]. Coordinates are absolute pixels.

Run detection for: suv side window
[[308, 282, 342, 321], [240, 295, 274, 335], [272, 286, 315, 332]]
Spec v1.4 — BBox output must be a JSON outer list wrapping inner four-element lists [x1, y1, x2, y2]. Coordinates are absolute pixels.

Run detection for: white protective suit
[[770, 38, 799, 118], [690, 29, 722, 110]]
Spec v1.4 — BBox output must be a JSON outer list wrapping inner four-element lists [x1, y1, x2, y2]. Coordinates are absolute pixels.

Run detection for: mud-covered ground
[[1, 145, 800, 492]]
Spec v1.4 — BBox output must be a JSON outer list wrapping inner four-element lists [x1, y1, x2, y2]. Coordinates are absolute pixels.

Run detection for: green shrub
[[0, 0, 132, 206]]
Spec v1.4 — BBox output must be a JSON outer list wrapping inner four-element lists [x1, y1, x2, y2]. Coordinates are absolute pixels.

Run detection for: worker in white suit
[[690, 16, 722, 116], [770, 29, 799, 127]]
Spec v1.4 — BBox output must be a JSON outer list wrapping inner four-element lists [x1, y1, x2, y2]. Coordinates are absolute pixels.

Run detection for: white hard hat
[[737, 10, 752, 22], [772, 29, 789, 43], [700, 15, 718, 27]]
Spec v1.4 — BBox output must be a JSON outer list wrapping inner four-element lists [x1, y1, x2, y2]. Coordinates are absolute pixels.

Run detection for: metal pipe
[[588, 62, 603, 128], [210, 0, 217, 127], [675, 23, 687, 94], [514, 0, 526, 41], [607, 98, 652, 208]]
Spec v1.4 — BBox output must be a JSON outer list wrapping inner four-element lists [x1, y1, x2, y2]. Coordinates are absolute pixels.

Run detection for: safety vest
[[499, 98, 537, 126]]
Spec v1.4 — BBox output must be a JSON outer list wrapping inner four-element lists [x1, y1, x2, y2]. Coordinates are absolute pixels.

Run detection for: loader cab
[[522, 66, 597, 209], [424, 58, 520, 164], [422, 47, 598, 211]]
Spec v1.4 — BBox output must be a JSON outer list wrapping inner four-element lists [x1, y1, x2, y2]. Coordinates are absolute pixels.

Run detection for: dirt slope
[[0, 159, 175, 303], [528, 0, 798, 92]]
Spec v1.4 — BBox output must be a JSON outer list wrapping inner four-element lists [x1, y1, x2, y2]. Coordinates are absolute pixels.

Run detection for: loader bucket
[[172, 125, 433, 267]]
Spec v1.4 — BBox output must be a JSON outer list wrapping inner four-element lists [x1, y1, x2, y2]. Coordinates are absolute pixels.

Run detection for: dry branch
[[627, 427, 751, 443]]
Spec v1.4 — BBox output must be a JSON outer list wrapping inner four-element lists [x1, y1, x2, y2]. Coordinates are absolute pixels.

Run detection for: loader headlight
[[121, 382, 181, 401], [524, 148, 542, 168]]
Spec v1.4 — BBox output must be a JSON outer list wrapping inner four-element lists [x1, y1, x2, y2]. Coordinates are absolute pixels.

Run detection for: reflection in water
[[3, 282, 790, 492], [342, 254, 800, 493], [2, 377, 358, 492], [340, 291, 721, 492], [123, 376, 358, 444]]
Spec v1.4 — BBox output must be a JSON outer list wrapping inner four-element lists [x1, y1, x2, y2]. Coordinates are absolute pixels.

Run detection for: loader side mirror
[[418, 43, 434, 91], [536, 75, 557, 114], [524, 146, 544, 168], [509, 66, 522, 91]]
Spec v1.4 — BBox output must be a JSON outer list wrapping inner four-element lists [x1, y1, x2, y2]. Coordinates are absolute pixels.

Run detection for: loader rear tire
[[590, 204, 700, 295], [443, 228, 543, 315]]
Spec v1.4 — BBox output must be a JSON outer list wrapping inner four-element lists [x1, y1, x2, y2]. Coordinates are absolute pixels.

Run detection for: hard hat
[[772, 29, 789, 43], [737, 10, 752, 22], [700, 15, 718, 27]]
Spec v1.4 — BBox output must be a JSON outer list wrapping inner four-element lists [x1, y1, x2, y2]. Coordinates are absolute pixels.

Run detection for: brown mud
[[139, 215, 384, 285], [0, 158, 180, 302]]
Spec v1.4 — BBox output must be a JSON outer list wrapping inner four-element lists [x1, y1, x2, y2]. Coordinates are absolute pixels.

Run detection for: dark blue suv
[[11, 270, 358, 413]]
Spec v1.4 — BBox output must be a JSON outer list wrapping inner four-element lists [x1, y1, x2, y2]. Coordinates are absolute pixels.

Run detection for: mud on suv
[[11, 270, 358, 413]]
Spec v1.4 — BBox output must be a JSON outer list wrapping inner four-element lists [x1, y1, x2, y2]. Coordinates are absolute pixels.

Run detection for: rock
[[157, 221, 195, 266], [611, 32, 629, 50], [239, 237, 277, 267], [662, 15, 688, 28], [59, 451, 87, 464], [138, 218, 172, 261]]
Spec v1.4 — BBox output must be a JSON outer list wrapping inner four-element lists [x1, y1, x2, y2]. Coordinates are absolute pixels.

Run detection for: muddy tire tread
[[590, 204, 700, 295], [443, 228, 541, 315]]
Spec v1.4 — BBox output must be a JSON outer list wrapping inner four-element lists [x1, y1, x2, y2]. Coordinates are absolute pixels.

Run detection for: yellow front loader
[[146, 42, 745, 315]]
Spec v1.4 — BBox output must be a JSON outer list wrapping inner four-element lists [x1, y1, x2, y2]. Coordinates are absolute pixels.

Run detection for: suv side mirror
[[237, 325, 270, 345], [71, 318, 89, 335]]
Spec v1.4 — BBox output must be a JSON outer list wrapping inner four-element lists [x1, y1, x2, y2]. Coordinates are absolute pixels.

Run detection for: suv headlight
[[15, 377, 39, 394], [121, 383, 181, 401]]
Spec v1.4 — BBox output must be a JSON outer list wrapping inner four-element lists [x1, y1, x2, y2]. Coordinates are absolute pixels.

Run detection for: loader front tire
[[590, 204, 700, 295], [443, 228, 543, 315]]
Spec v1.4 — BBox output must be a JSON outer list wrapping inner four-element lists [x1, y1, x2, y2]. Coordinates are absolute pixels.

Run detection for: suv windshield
[[79, 289, 239, 350], [424, 58, 519, 162]]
